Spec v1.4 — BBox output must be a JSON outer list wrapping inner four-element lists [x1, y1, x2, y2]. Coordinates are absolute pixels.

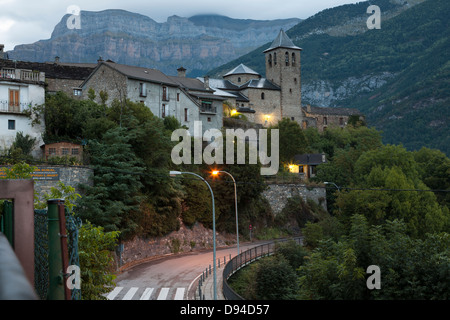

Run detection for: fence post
[[47, 199, 66, 300]]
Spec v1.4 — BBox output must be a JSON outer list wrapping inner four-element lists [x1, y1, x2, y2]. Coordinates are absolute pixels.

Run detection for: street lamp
[[212, 170, 240, 256], [324, 181, 340, 191], [169, 171, 217, 300]]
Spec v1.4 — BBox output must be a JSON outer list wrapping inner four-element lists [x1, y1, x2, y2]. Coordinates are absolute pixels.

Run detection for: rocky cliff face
[[7, 10, 300, 77]]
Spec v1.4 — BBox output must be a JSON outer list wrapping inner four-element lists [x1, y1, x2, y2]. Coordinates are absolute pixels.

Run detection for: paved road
[[106, 241, 264, 300]]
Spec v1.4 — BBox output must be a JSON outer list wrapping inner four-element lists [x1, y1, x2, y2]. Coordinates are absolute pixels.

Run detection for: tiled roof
[[263, 29, 301, 53], [0, 58, 95, 80], [239, 78, 280, 90], [102, 61, 179, 86], [294, 153, 326, 165], [224, 63, 260, 77]]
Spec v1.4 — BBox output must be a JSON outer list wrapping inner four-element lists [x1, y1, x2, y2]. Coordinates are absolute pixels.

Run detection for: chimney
[[204, 76, 210, 90], [0, 44, 4, 53], [177, 66, 186, 77], [54, 56, 60, 64], [97, 56, 104, 64]]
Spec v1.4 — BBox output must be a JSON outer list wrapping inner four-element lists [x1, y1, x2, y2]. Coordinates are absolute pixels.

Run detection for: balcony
[[0, 68, 44, 83], [200, 106, 217, 114], [0, 100, 31, 114]]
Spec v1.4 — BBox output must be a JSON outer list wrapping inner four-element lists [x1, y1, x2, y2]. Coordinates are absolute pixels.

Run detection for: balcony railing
[[0, 100, 31, 113], [0, 68, 44, 83], [200, 106, 217, 114]]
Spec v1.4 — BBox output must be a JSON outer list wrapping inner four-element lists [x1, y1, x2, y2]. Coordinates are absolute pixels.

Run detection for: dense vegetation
[[228, 123, 450, 300]]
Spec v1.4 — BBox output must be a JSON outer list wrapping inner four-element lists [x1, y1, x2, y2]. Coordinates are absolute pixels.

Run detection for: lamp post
[[169, 171, 217, 300], [212, 170, 239, 256], [324, 181, 340, 192]]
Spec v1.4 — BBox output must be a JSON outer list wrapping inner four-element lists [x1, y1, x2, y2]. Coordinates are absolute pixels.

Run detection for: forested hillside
[[208, 0, 449, 155]]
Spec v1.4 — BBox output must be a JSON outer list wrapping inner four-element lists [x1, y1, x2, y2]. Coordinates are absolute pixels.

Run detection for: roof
[[97, 61, 179, 87], [168, 75, 210, 92], [0, 58, 95, 80], [264, 29, 302, 53], [303, 105, 363, 116], [294, 153, 326, 165], [224, 63, 260, 77], [239, 78, 281, 90]]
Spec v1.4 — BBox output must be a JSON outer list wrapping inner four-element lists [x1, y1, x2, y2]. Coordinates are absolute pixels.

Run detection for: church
[[203, 29, 363, 130]]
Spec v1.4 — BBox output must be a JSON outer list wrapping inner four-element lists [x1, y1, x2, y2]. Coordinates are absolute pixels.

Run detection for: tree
[[78, 221, 120, 300], [269, 118, 307, 165], [76, 127, 144, 239]]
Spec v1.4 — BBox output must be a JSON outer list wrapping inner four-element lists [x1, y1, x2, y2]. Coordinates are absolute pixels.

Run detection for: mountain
[[208, 0, 449, 155], [6, 10, 300, 77]]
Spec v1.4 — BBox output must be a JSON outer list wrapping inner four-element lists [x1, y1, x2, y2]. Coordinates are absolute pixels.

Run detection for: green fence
[[34, 204, 82, 300]]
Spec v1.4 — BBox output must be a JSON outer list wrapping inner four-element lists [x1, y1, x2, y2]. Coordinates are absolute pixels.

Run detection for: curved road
[[106, 241, 264, 300]]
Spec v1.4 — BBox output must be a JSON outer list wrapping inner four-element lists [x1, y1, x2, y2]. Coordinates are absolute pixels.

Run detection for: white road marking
[[122, 287, 138, 300], [157, 288, 170, 300], [140, 288, 154, 300], [174, 288, 185, 300], [106, 286, 123, 300]]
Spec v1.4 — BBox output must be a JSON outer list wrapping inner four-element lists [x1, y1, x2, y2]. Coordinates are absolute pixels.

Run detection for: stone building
[[80, 61, 225, 137], [203, 29, 304, 127], [302, 105, 365, 132], [205, 30, 365, 131]]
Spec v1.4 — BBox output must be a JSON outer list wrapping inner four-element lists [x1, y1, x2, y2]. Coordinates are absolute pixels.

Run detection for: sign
[[0, 166, 60, 181]]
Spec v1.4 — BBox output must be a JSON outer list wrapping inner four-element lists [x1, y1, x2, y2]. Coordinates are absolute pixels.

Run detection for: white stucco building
[[0, 68, 45, 157]]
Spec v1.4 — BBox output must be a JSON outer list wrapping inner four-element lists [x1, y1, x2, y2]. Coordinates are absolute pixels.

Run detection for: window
[[8, 89, 19, 112], [291, 117, 295, 121], [207, 117, 211, 122], [184, 108, 188, 122], [8, 119, 15, 130], [49, 148, 56, 155], [162, 86, 168, 101], [268, 54, 272, 67], [292, 53, 296, 66], [72, 148, 79, 155], [73, 89, 82, 96], [238, 77, 241, 83], [162, 104, 166, 118], [261, 92, 265, 100], [62, 148, 70, 155], [285, 52, 289, 66], [323, 117, 328, 125], [139, 83, 147, 97], [274, 52, 277, 65], [177, 93, 180, 102]]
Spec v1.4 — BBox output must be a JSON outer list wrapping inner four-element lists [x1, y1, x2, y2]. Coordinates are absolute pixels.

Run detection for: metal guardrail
[[222, 237, 302, 300], [0, 233, 38, 300]]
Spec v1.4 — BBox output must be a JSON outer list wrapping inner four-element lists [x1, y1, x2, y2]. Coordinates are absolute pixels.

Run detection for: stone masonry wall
[[33, 165, 93, 199], [262, 183, 326, 215]]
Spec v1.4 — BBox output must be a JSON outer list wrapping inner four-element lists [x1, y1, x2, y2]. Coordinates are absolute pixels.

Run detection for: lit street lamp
[[212, 170, 240, 256], [169, 171, 217, 300]]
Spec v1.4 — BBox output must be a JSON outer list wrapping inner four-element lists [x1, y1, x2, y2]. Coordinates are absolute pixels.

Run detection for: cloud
[[1, 0, 362, 51]]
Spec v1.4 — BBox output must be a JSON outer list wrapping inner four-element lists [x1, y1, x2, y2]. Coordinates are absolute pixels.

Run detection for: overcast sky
[[0, 0, 363, 51]]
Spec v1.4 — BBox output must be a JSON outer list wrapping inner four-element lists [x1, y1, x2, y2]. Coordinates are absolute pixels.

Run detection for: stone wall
[[120, 221, 237, 269], [33, 165, 93, 199], [262, 183, 326, 215]]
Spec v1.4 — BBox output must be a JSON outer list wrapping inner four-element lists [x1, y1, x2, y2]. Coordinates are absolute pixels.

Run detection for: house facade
[[0, 67, 45, 157], [0, 54, 96, 98], [80, 61, 225, 137]]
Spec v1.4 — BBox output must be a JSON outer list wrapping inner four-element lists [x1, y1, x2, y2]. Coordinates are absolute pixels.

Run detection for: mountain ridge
[[7, 10, 301, 77]]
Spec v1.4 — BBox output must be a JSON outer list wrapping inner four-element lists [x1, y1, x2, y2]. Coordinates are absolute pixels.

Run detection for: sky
[[0, 0, 363, 51]]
